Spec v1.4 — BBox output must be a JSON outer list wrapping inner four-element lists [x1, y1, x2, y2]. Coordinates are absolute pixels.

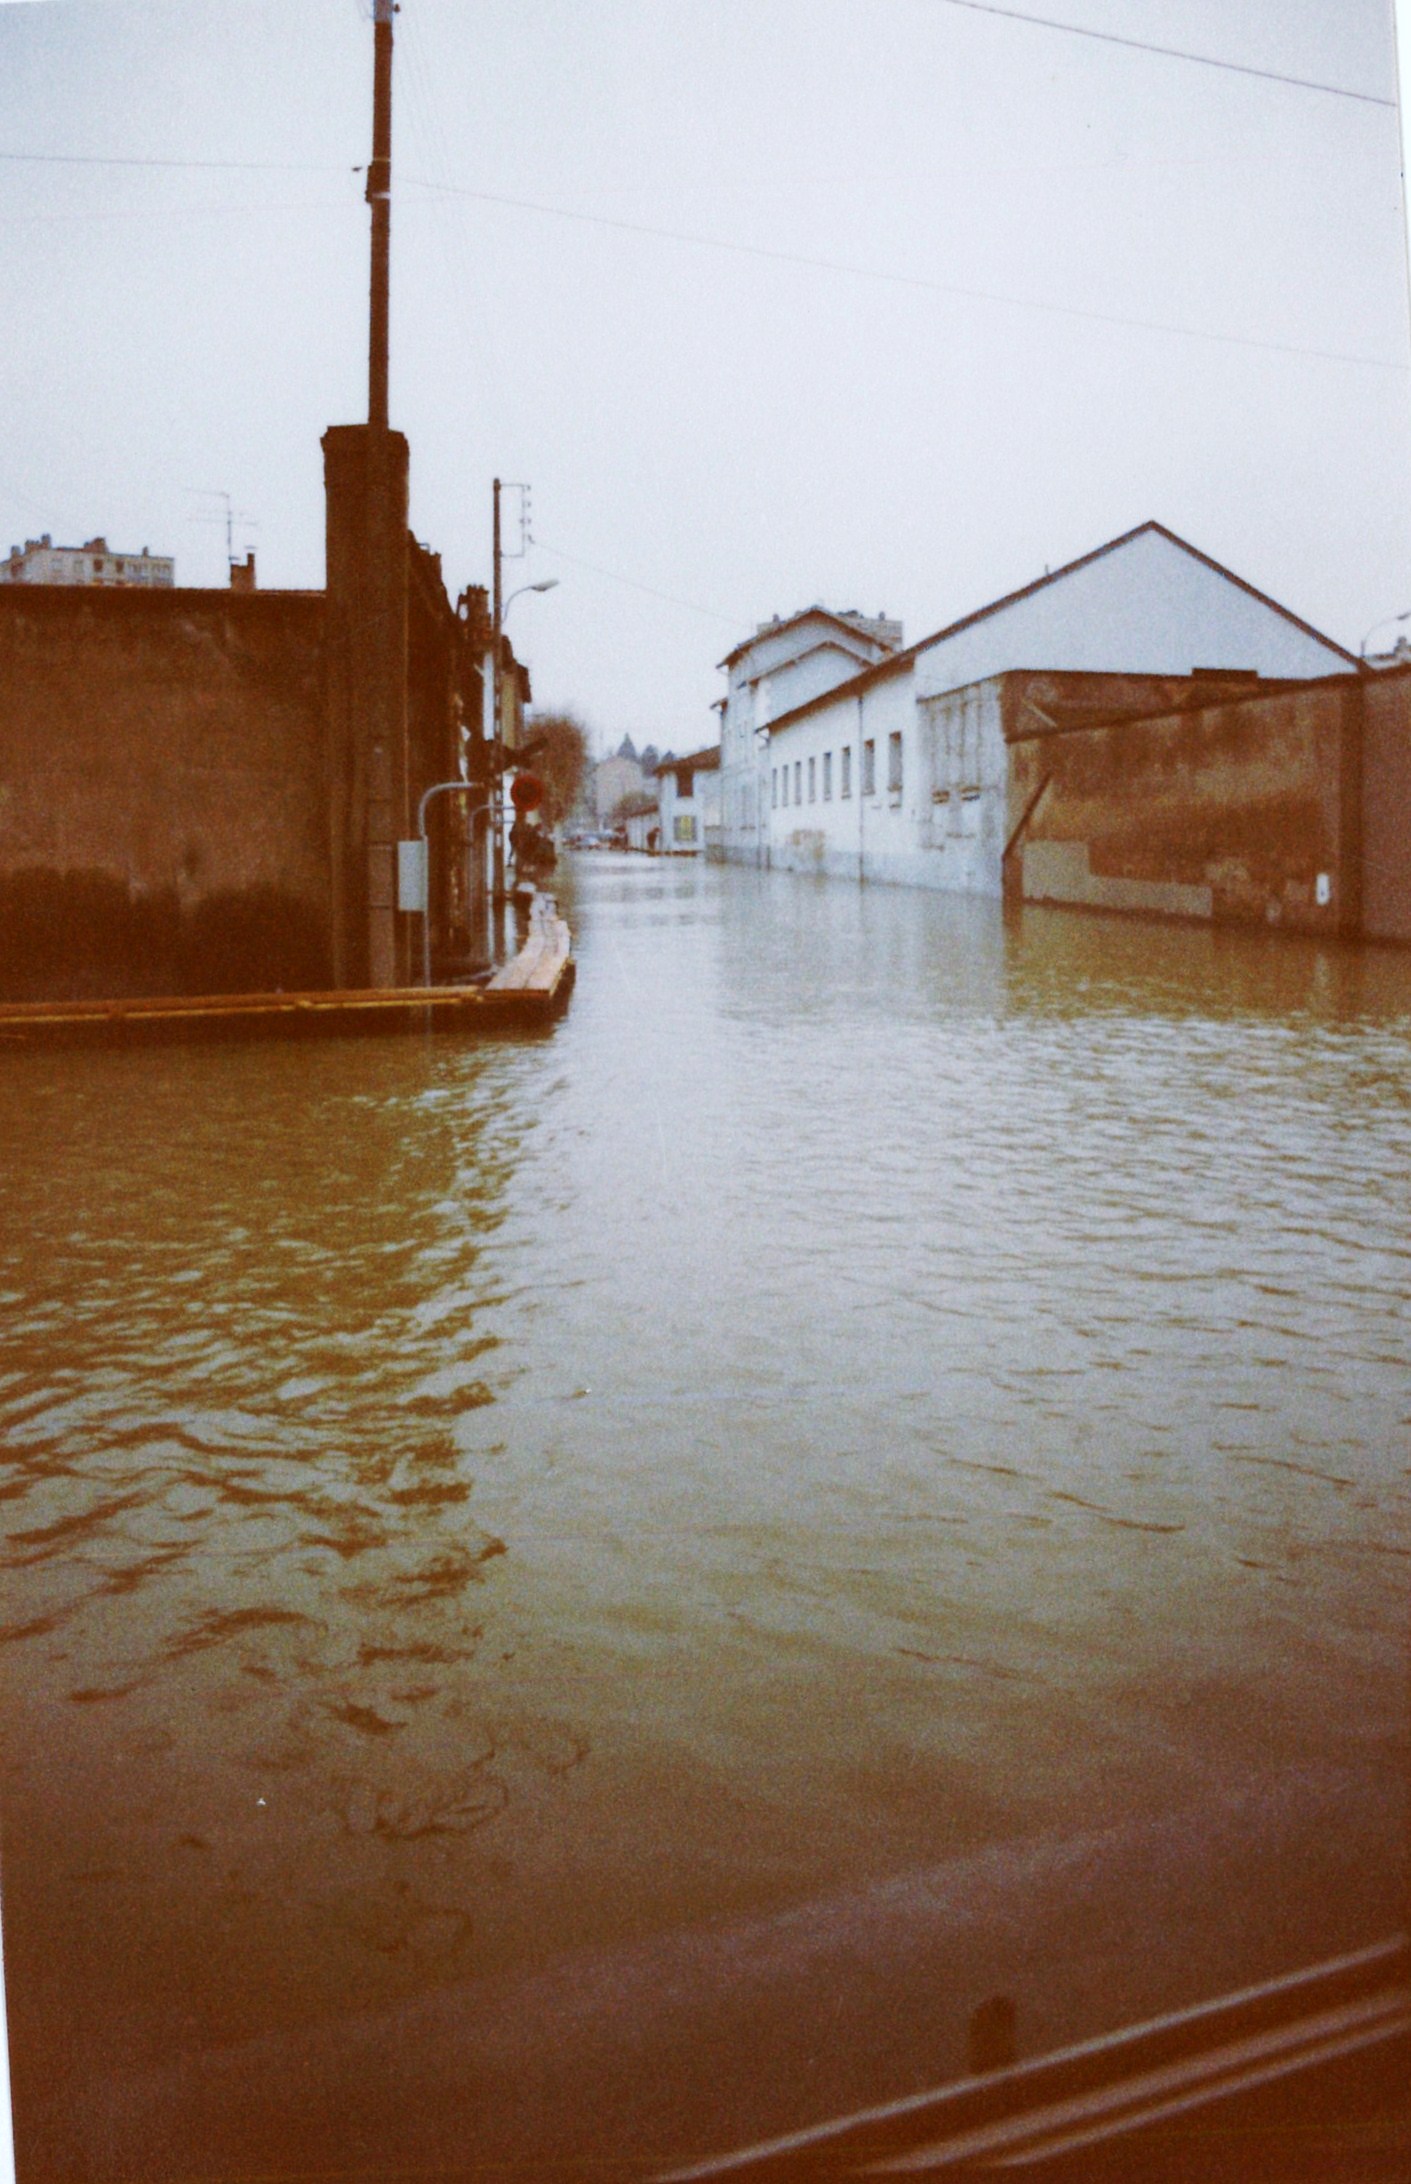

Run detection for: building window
[[674, 814, 697, 844], [862, 739, 876, 797], [794, 760, 802, 803], [841, 745, 852, 798], [823, 751, 832, 800], [807, 756, 816, 803], [888, 731, 903, 795], [771, 768, 778, 809]]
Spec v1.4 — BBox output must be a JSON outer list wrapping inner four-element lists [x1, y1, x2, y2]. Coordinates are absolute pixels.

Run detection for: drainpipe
[[857, 694, 865, 886]]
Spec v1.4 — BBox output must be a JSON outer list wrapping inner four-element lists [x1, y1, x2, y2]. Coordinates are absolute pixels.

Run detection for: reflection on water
[[2, 858, 1408, 2178]]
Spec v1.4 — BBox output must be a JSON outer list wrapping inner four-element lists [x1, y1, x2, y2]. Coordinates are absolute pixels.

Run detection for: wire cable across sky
[[921, 0, 1397, 107], [404, 177, 1408, 375], [3, 145, 1400, 372]]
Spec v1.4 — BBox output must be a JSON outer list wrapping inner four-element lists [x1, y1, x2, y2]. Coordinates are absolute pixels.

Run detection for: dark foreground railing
[[659, 1936, 1410, 2180]]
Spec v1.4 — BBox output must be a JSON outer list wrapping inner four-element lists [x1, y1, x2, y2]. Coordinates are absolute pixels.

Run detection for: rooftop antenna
[[186, 488, 259, 573]]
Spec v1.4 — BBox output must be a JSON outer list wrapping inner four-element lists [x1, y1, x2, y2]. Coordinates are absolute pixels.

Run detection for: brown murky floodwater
[[1, 858, 1408, 2180]]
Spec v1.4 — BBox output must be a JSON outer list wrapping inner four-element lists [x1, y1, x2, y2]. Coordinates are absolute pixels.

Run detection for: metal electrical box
[[397, 839, 428, 914]]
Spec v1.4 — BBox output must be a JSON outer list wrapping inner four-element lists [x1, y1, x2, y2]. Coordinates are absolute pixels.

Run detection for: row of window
[[771, 732, 903, 811]]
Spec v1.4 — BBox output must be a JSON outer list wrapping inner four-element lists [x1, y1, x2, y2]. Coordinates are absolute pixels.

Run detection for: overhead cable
[[921, 0, 1396, 108], [534, 542, 744, 627], [405, 178, 1408, 374], [0, 150, 352, 173]]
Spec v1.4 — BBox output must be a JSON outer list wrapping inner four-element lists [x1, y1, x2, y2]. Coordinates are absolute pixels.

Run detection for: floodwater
[[1, 856, 1408, 2180]]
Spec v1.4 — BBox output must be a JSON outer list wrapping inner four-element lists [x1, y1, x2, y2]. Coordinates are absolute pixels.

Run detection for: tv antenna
[[186, 487, 259, 571]]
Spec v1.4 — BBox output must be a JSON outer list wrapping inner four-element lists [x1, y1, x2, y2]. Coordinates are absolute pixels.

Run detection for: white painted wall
[[911, 529, 1349, 701], [717, 612, 899, 864], [768, 664, 942, 886], [763, 640, 879, 720], [657, 759, 720, 853], [764, 528, 1353, 895]]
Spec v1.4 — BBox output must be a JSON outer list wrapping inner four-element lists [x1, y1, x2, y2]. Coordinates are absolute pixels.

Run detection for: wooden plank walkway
[[0, 898, 574, 1049]]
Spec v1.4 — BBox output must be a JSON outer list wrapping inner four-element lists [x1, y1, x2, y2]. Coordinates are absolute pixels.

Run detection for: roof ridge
[[759, 522, 1354, 735]]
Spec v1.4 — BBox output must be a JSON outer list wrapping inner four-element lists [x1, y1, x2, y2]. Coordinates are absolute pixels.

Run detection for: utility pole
[[367, 0, 394, 433], [492, 477, 504, 907]]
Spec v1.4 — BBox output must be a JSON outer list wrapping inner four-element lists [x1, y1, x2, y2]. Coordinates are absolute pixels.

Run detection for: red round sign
[[510, 773, 544, 812]]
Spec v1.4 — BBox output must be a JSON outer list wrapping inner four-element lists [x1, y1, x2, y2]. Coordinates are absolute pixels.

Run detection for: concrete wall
[[1006, 672, 1365, 935], [0, 440, 481, 1000], [0, 585, 333, 998]]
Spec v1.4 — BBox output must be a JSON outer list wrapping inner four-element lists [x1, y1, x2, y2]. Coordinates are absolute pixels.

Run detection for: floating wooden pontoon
[[0, 900, 574, 1048]]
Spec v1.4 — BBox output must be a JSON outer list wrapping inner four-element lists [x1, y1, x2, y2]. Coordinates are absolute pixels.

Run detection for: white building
[[592, 739, 647, 824], [1, 534, 174, 587], [762, 522, 1356, 893], [716, 607, 903, 864], [656, 745, 721, 854]]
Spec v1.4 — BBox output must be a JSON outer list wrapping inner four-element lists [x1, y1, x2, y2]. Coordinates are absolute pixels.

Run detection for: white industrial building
[[717, 607, 904, 864], [1, 534, 174, 587], [756, 523, 1356, 893]]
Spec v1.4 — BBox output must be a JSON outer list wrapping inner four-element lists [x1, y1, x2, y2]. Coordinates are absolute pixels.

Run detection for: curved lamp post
[[416, 782, 492, 989], [491, 578, 560, 905]]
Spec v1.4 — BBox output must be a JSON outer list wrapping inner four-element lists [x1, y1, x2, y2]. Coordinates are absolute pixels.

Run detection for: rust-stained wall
[[1361, 666, 1411, 943], [0, 586, 332, 998], [0, 490, 482, 1001], [1003, 671, 1371, 937]]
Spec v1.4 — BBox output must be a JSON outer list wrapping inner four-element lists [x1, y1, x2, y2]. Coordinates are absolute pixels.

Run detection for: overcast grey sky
[[1, 0, 1408, 755]]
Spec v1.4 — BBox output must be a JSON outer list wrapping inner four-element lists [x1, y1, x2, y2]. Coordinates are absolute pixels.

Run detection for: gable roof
[[718, 606, 898, 672], [764, 521, 1358, 736], [669, 744, 721, 775]]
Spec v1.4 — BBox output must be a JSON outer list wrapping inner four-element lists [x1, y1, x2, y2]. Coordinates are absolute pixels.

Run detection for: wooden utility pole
[[367, 0, 394, 432], [492, 477, 505, 905], [323, 0, 410, 990]]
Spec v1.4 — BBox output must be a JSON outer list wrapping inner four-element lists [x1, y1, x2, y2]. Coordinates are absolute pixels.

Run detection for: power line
[[920, 1, 1396, 108], [6, 144, 1401, 372], [0, 200, 354, 229], [534, 541, 744, 627], [0, 149, 352, 174], [405, 178, 1408, 374]]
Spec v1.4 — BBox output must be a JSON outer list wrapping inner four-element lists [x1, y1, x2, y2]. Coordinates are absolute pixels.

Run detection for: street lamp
[[491, 577, 561, 905], [504, 578, 560, 614]]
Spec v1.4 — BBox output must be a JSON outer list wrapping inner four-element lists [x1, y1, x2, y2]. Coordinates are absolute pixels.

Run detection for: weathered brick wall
[[0, 587, 332, 997], [1004, 672, 1364, 936], [1361, 667, 1411, 944]]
